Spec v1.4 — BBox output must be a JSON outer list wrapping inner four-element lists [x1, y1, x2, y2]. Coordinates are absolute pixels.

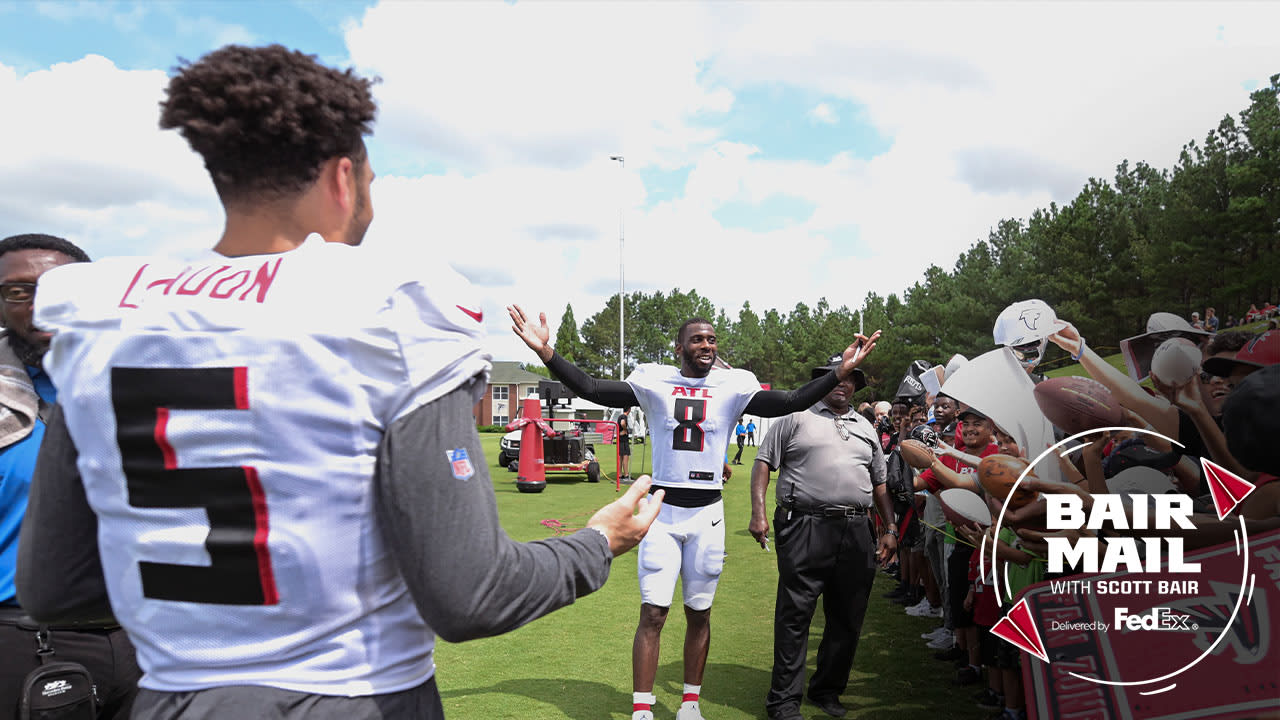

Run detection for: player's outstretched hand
[[839, 330, 882, 378], [586, 475, 664, 557], [507, 304, 553, 363]]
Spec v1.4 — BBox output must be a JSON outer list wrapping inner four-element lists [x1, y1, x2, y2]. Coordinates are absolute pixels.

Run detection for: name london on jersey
[[117, 258, 284, 308]]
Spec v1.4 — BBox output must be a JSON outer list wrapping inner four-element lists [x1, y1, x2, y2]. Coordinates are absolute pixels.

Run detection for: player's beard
[[343, 182, 372, 246], [7, 332, 46, 369], [681, 345, 716, 375]]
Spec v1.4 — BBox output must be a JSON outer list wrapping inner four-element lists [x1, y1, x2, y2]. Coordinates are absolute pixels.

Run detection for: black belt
[[0, 605, 119, 631], [780, 502, 869, 518]]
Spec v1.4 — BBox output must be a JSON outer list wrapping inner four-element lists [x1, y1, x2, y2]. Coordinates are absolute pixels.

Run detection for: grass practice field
[[435, 434, 993, 719]]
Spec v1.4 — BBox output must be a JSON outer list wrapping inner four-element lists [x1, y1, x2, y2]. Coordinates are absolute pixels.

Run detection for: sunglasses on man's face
[[1010, 339, 1045, 363]]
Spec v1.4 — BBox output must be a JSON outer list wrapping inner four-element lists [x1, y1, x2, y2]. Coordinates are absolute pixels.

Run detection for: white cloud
[[6, 1, 1276, 364], [0, 55, 220, 257], [809, 102, 837, 125], [344, 2, 731, 173], [341, 1, 1277, 353]]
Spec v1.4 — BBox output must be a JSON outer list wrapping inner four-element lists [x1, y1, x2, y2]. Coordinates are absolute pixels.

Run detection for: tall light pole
[[610, 155, 625, 379]]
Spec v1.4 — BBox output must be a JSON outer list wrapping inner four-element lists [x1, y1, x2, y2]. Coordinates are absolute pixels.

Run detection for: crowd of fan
[[1197, 302, 1279, 331], [849, 301, 1279, 720]]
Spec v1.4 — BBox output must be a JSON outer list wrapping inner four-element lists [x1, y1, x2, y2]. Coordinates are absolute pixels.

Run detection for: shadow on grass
[[493, 476, 608, 495], [662, 660, 771, 716], [444, 663, 966, 720], [445, 677, 629, 719]]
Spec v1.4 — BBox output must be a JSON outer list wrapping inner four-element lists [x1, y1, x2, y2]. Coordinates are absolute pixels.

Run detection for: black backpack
[[19, 628, 98, 720], [884, 448, 915, 507]]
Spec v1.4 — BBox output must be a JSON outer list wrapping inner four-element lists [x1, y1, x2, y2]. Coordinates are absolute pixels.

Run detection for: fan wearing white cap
[[1118, 312, 1211, 384], [992, 299, 1064, 377]]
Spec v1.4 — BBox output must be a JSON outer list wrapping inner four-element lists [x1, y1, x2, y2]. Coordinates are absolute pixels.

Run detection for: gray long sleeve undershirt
[[17, 382, 613, 643], [373, 381, 612, 641]]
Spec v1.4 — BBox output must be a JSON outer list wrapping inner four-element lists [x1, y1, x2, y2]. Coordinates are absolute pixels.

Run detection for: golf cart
[[500, 380, 619, 491]]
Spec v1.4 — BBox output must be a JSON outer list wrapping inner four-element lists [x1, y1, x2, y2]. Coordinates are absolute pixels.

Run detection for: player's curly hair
[[159, 44, 377, 207]]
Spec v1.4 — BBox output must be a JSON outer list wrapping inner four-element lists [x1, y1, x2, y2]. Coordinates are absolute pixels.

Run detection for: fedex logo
[[671, 387, 712, 398], [1114, 606, 1194, 631]]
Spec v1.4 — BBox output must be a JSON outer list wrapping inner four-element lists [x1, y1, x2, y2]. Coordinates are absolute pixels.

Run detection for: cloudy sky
[[0, 1, 1274, 362]]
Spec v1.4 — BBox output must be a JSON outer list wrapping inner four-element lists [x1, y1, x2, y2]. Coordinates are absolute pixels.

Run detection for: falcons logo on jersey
[[1164, 581, 1268, 664]]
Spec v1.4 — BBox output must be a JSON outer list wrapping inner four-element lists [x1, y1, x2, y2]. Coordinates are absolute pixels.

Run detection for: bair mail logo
[[988, 428, 1261, 695], [1044, 492, 1200, 575]]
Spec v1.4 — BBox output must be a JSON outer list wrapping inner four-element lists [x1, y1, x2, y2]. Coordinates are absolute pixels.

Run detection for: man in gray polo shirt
[[749, 353, 896, 720]]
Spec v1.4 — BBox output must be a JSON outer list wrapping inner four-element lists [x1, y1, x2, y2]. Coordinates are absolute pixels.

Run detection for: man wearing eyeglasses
[[0, 233, 142, 718], [748, 353, 896, 720]]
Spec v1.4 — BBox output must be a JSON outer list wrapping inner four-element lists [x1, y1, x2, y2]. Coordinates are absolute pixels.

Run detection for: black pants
[[733, 436, 746, 463], [766, 509, 877, 713], [0, 620, 140, 719]]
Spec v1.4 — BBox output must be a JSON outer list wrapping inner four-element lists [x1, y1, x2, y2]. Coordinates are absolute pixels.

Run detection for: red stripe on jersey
[[233, 367, 249, 410], [154, 407, 177, 470], [244, 466, 278, 605]]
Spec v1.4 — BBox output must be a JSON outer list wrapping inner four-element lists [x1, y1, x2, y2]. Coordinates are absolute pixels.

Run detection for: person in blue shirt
[[732, 418, 748, 464], [747, 419, 757, 446], [0, 234, 140, 719]]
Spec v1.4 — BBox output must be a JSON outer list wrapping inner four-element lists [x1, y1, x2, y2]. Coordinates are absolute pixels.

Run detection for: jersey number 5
[[112, 367, 278, 605], [672, 398, 706, 452]]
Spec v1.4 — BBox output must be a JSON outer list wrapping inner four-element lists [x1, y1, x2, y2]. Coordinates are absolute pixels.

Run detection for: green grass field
[[434, 435, 991, 719]]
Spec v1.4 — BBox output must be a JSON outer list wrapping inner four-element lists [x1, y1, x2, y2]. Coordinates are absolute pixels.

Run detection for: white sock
[[682, 683, 701, 703], [633, 691, 656, 713]]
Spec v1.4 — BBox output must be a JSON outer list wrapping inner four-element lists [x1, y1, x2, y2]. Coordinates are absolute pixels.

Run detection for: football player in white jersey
[[16, 44, 664, 720], [508, 306, 879, 720]]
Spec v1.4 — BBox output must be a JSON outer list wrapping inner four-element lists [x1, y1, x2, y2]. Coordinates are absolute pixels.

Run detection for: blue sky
[[0, 1, 1273, 361], [0, 1, 365, 72]]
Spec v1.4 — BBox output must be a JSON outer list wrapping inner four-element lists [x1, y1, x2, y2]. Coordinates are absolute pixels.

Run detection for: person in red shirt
[[916, 407, 999, 683]]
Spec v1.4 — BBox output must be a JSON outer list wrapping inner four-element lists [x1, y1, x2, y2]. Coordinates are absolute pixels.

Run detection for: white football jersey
[[626, 363, 760, 490], [35, 236, 490, 695]]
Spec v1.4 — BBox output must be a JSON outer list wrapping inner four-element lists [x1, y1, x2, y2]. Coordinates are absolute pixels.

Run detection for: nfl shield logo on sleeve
[[447, 448, 475, 481]]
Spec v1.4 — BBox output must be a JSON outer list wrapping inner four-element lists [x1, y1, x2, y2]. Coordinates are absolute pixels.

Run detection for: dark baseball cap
[[1222, 364, 1280, 475], [811, 352, 866, 391], [1202, 331, 1279, 378], [957, 406, 989, 422]]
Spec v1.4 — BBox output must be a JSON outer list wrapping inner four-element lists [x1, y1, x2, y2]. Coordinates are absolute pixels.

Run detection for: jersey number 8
[[672, 398, 706, 452]]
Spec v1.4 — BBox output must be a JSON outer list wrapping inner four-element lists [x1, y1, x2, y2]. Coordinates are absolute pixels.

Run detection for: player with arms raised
[[16, 45, 662, 720], [508, 306, 879, 720]]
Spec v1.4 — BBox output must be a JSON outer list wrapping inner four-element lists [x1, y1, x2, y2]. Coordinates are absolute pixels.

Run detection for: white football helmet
[[993, 299, 1061, 370]]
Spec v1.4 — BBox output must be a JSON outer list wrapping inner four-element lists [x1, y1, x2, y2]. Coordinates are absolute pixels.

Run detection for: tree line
[[547, 75, 1280, 398]]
